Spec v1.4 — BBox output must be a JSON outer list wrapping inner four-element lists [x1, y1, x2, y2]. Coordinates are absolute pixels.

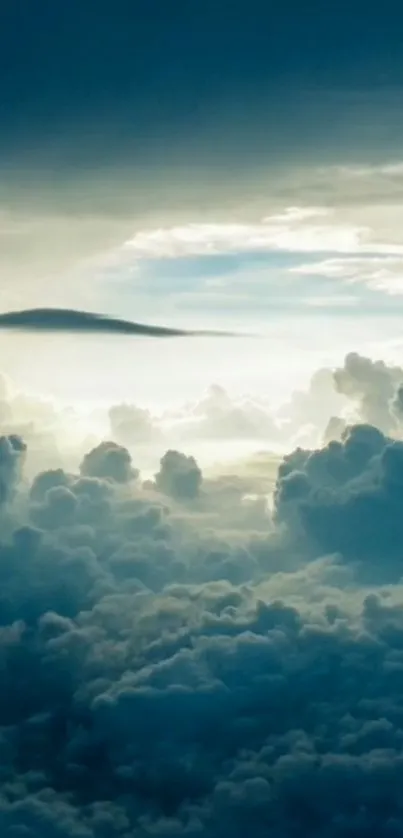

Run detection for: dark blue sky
[[1, 1, 403, 169]]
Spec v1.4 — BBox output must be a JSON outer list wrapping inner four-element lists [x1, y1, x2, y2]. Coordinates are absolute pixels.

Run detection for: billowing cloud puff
[[323, 414, 347, 444], [184, 384, 279, 441], [0, 433, 26, 504], [274, 422, 403, 579], [333, 351, 403, 434], [154, 449, 203, 499], [390, 383, 403, 424], [279, 367, 347, 438], [108, 403, 161, 446], [80, 440, 138, 484], [30, 467, 71, 502]]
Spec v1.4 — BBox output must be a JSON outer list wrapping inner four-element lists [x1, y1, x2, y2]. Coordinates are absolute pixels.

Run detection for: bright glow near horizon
[[1, 198, 403, 410], [4, 175, 403, 462]]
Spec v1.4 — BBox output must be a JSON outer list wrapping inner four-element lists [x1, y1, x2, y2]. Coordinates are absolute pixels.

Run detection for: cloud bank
[[1, 351, 403, 834]]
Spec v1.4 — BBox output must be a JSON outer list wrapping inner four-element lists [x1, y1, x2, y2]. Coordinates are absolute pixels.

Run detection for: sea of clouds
[[2, 351, 403, 835]]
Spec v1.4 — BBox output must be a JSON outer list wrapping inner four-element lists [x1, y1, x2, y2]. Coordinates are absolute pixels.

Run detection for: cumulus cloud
[[333, 351, 403, 435], [274, 367, 348, 449], [0, 378, 101, 478], [108, 404, 161, 447], [2, 353, 403, 835], [154, 449, 203, 500], [185, 384, 279, 440], [102, 352, 403, 456], [0, 434, 26, 505], [80, 440, 138, 484], [274, 421, 403, 581], [2, 448, 403, 837], [105, 374, 345, 461]]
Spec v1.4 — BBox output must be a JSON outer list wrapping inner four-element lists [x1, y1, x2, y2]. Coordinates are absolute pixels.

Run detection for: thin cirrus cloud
[[291, 255, 403, 295]]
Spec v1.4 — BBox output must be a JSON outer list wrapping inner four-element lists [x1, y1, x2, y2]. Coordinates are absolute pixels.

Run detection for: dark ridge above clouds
[[0, 308, 238, 338]]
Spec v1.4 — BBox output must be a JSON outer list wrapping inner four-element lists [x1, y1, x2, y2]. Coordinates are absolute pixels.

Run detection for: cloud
[[274, 421, 403, 580], [0, 364, 338, 485], [108, 404, 161, 447], [165, 385, 280, 444], [0, 433, 26, 505], [7, 162, 403, 326], [2, 349, 400, 481], [291, 255, 403, 295], [154, 450, 203, 500], [333, 352, 403, 434], [122, 211, 403, 261], [85, 205, 403, 317], [104, 374, 347, 459], [3, 352, 403, 834], [79, 441, 141, 487], [104, 385, 299, 463], [277, 367, 348, 447], [2, 446, 403, 836], [0, 308, 237, 338], [0, 374, 103, 479]]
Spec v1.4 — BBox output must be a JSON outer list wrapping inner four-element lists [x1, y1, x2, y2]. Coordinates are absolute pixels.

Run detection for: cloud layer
[[1, 351, 403, 834]]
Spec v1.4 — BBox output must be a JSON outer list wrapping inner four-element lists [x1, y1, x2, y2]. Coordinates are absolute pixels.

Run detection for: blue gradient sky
[[1, 0, 403, 164]]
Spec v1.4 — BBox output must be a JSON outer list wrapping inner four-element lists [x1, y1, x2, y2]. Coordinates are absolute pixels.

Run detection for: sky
[[2, 2, 403, 409], [4, 4, 403, 836]]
